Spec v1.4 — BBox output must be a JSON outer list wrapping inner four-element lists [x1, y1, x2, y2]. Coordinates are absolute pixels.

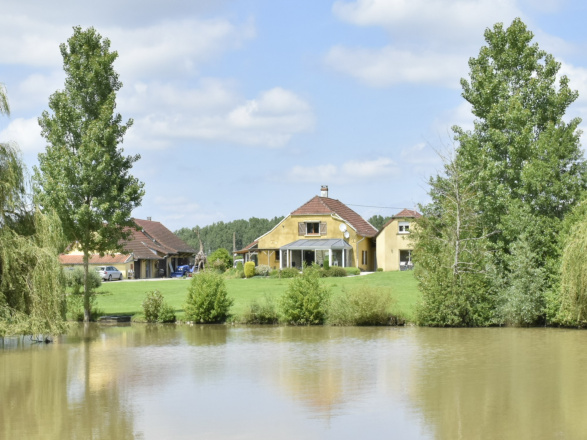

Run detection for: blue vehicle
[[170, 265, 192, 278]]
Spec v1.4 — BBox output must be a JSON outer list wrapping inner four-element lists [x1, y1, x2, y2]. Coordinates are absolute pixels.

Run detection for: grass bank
[[94, 271, 420, 322]]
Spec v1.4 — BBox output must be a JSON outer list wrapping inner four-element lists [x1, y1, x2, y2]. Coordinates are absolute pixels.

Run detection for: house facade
[[236, 186, 378, 271], [375, 209, 421, 271], [59, 218, 196, 279]]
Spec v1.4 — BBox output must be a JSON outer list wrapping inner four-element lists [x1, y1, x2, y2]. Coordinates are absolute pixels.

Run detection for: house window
[[362, 250, 368, 265], [275, 251, 280, 261], [306, 222, 320, 235], [399, 221, 410, 233]]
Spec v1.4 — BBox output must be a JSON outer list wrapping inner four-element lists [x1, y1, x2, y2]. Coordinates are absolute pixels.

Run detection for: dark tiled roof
[[291, 196, 378, 238], [132, 218, 196, 254], [59, 254, 133, 265], [121, 227, 169, 260], [376, 209, 422, 237]]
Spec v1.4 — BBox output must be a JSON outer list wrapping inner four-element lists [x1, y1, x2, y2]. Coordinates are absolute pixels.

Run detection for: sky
[[2, 0, 587, 232]]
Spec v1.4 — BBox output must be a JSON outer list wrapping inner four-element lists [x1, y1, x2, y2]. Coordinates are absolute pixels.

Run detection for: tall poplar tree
[[416, 18, 586, 326], [34, 27, 144, 322]]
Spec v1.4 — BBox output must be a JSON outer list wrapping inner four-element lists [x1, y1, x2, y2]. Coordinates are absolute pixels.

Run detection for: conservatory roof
[[280, 239, 352, 251]]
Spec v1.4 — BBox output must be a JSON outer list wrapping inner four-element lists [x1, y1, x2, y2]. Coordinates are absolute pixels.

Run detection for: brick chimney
[[321, 185, 329, 198]]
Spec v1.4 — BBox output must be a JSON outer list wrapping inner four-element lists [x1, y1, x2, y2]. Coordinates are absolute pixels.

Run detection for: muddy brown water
[[2, 324, 586, 439]]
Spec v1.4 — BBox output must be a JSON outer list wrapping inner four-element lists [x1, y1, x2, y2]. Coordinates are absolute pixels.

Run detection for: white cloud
[[110, 18, 256, 80], [288, 157, 399, 183], [0, 117, 44, 154], [328, 0, 525, 88], [325, 45, 465, 88], [332, 0, 521, 44], [432, 100, 475, 134], [128, 86, 315, 149]]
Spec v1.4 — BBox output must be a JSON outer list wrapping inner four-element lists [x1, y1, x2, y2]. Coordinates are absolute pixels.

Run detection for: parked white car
[[96, 266, 123, 281]]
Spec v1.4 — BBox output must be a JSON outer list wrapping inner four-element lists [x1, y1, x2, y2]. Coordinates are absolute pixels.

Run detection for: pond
[[2, 324, 586, 439]]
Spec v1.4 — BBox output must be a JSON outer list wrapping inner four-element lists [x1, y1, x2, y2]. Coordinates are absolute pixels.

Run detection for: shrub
[[327, 267, 347, 277], [212, 258, 226, 273], [279, 267, 300, 278], [376, 267, 383, 272], [244, 261, 256, 278], [142, 290, 176, 323], [65, 267, 102, 295], [323, 255, 330, 270], [208, 248, 233, 269], [224, 268, 245, 279], [269, 269, 280, 278], [280, 270, 330, 325], [328, 286, 400, 326], [185, 270, 234, 323], [255, 264, 271, 277], [344, 267, 360, 276], [241, 295, 279, 324], [236, 261, 243, 271]]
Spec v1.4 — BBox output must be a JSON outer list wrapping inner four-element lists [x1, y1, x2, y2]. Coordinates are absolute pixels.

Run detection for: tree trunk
[[83, 251, 91, 322]]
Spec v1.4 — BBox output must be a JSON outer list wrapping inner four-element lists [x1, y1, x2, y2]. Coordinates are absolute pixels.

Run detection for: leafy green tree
[[0, 83, 8, 116], [414, 153, 496, 326], [368, 214, 391, 231], [34, 27, 144, 322], [455, 18, 585, 268], [420, 18, 587, 326]]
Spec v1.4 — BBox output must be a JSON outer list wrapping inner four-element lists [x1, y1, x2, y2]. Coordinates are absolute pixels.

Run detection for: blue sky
[[2, 0, 587, 231]]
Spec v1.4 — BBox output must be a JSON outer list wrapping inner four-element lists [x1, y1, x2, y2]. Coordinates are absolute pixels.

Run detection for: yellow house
[[236, 186, 378, 271], [375, 209, 421, 271]]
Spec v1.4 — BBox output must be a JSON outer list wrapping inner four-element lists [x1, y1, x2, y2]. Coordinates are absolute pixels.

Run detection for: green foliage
[[376, 267, 383, 272], [323, 255, 330, 270], [223, 267, 245, 279], [244, 261, 255, 278], [495, 235, 546, 326], [278, 267, 300, 278], [174, 216, 284, 256], [208, 248, 232, 271], [280, 270, 330, 325], [241, 294, 279, 324], [558, 219, 587, 326], [34, 27, 144, 322], [184, 270, 233, 323], [328, 286, 398, 326], [142, 290, 176, 323], [344, 267, 360, 276], [255, 264, 271, 277], [0, 140, 68, 336], [65, 267, 102, 295], [236, 261, 243, 271], [368, 214, 392, 231], [326, 267, 347, 277], [212, 259, 226, 273]]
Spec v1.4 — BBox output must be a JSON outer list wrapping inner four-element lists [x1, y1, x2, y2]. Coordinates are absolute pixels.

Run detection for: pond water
[[2, 324, 586, 439]]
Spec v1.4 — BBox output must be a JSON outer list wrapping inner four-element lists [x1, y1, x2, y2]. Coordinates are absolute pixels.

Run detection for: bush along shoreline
[[131, 268, 406, 327]]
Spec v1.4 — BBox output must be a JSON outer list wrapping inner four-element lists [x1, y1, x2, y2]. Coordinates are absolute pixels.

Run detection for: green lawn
[[95, 271, 421, 322]]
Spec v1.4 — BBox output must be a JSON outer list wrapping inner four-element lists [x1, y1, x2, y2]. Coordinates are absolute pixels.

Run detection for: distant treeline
[[175, 217, 285, 254]]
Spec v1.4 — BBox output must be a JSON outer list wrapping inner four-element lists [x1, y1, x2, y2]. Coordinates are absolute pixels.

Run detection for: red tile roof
[[59, 254, 133, 265], [376, 209, 422, 237], [291, 196, 378, 237]]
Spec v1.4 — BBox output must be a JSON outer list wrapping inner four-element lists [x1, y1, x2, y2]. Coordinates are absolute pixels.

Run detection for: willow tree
[[559, 219, 587, 326], [34, 27, 144, 322], [1, 98, 67, 337]]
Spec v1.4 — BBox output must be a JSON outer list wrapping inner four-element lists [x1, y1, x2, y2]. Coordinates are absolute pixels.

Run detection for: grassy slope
[[95, 271, 420, 321]]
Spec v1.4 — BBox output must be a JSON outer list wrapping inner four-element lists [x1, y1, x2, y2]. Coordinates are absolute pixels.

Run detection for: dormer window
[[399, 221, 410, 234]]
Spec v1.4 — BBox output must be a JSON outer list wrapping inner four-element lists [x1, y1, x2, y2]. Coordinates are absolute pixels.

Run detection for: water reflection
[[1, 325, 586, 439]]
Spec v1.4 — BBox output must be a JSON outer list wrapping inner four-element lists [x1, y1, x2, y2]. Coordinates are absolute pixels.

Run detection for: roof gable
[[132, 218, 196, 254], [376, 209, 422, 237], [291, 196, 378, 238]]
